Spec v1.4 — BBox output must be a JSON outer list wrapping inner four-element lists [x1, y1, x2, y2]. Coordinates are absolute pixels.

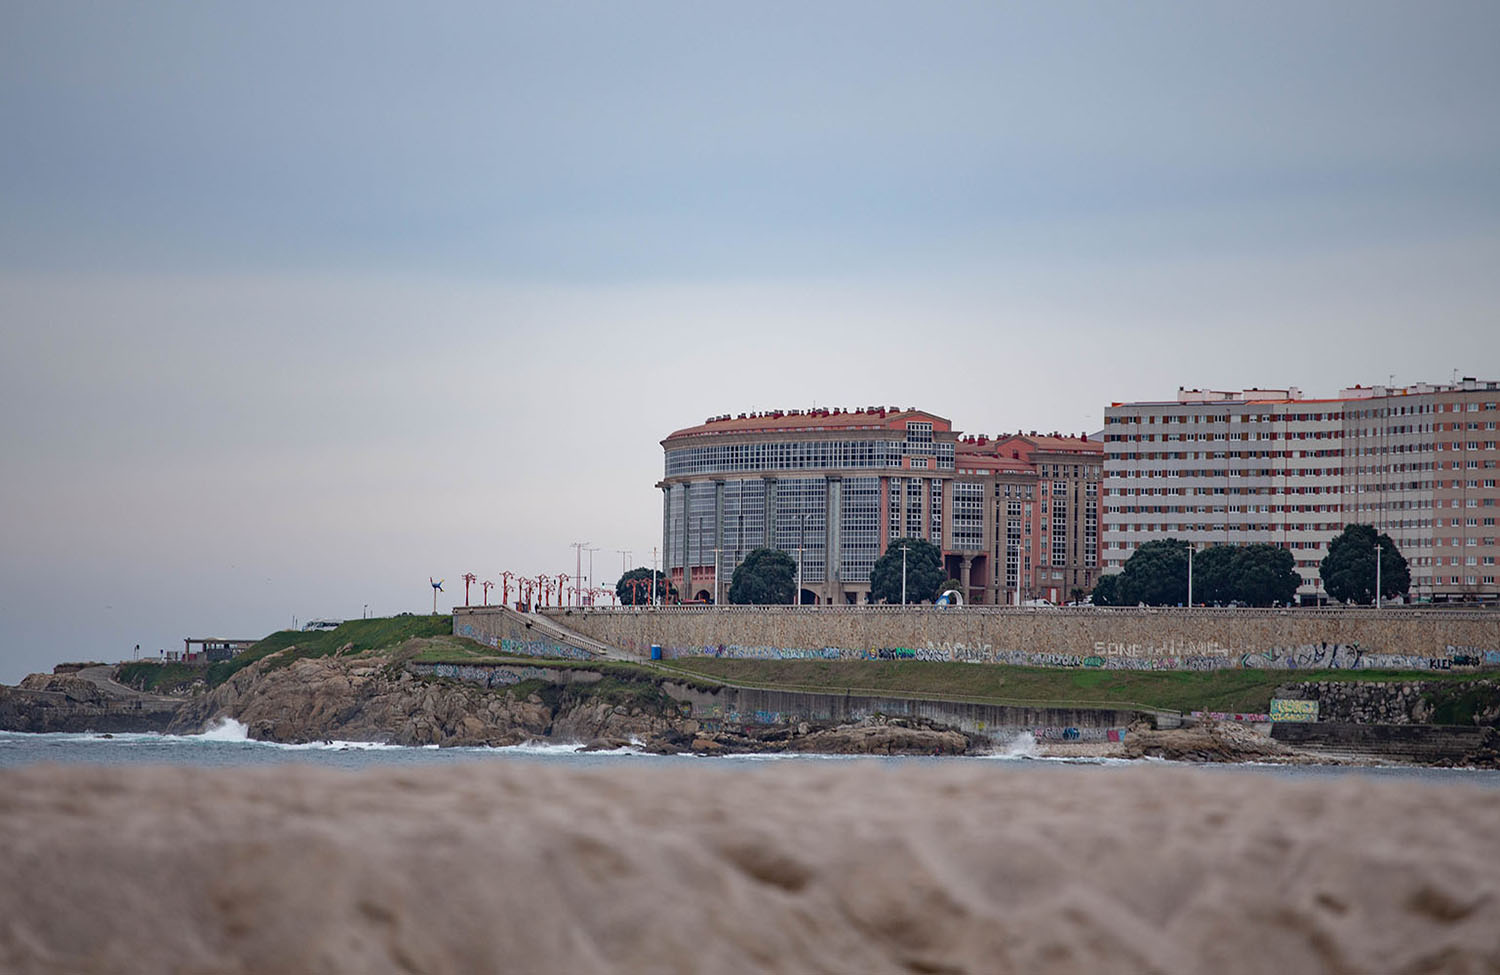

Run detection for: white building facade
[[1102, 380, 1500, 604]]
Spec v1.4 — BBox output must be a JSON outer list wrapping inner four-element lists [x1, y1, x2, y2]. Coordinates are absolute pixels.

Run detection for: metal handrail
[[542, 604, 1500, 620]]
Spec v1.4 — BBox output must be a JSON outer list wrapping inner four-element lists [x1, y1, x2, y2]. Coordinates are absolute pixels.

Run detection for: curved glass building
[[659, 407, 959, 604]]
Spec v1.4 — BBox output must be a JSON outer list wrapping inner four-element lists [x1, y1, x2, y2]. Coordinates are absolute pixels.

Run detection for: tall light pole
[[652, 546, 659, 607], [1187, 545, 1193, 608], [797, 512, 806, 606], [571, 542, 589, 607], [1375, 541, 1382, 610], [585, 545, 599, 605], [713, 540, 723, 606], [901, 544, 909, 606]]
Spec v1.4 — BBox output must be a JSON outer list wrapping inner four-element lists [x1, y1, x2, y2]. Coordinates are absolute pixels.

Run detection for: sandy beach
[[2, 761, 1498, 974]]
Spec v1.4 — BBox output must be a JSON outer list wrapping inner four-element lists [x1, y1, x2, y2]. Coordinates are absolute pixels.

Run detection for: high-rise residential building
[[658, 408, 1101, 604], [1102, 379, 1500, 604], [953, 432, 1103, 604]]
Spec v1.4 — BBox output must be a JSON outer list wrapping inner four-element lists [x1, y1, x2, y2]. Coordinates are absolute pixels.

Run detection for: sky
[[1, 1, 1497, 681]]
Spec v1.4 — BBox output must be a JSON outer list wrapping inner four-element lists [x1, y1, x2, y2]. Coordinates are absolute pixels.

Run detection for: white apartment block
[[1102, 379, 1500, 604]]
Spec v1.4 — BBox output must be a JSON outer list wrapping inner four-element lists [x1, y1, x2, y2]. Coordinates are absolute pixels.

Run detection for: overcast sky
[[2, 1, 1497, 680]]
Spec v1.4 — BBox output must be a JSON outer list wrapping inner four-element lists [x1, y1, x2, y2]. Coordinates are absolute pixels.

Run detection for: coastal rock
[[1124, 720, 1293, 763], [790, 721, 969, 755]]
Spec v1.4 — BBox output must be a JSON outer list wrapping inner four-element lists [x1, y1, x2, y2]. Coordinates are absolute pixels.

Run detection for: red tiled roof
[[663, 408, 951, 443]]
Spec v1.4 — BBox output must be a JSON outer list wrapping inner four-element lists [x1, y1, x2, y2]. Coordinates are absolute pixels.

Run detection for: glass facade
[[665, 438, 955, 477], [952, 481, 984, 551], [774, 478, 827, 584], [1051, 481, 1069, 567], [841, 477, 880, 582]]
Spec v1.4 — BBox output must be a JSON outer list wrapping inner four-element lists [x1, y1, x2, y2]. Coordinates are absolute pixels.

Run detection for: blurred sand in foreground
[[1, 762, 1498, 974]]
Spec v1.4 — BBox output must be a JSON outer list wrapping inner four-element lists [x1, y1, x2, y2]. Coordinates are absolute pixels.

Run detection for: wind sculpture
[[429, 577, 444, 614]]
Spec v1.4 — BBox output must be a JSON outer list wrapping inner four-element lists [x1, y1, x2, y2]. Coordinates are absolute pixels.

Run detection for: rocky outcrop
[[168, 652, 675, 747], [1123, 720, 1297, 763], [0, 670, 182, 733]]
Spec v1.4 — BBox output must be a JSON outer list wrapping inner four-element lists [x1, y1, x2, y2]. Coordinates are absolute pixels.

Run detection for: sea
[[3, 719, 1499, 787]]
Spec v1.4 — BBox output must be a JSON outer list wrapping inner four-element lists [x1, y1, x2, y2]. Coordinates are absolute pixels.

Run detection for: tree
[[1321, 524, 1410, 604], [1091, 573, 1121, 606], [615, 567, 676, 606], [1116, 538, 1190, 605], [869, 538, 944, 604], [1190, 544, 1239, 606], [728, 548, 797, 605], [1233, 543, 1301, 606]]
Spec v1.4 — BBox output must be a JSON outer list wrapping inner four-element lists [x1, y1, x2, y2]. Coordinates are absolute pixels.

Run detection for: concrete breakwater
[[408, 661, 1146, 744], [520, 605, 1500, 672]]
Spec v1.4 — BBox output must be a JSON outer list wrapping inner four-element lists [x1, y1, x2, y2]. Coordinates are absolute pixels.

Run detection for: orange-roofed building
[[657, 407, 1102, 605]]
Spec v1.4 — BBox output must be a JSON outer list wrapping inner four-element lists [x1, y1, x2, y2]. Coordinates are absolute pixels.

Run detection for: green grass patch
[[660, 658, 1493, 715], [1423, 684, 1500, 726], [119, 616, 459, 691]]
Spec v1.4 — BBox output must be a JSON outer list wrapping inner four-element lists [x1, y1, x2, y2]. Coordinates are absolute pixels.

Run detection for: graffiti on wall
[[1269, 699, 1319, 722], [1447, 646, 1500, 667], [1190, 710, 1272, 723], [455, 623, 595, 660], [1030, 726, 1127, 742], [498, 638, 594, 661], [654, 640, 1494, 672], [418, 663, 557, 688]]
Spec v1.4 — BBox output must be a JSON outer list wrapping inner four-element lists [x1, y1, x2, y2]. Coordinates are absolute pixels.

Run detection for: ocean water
[[3, 719, 1500, 785]]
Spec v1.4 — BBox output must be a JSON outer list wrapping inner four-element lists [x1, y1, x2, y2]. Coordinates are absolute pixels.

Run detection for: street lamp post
[[1187, 545, 1194, 608], [797, 513, 805, 606], [1375, 541, 1382, 610], [901, 544, 909, 606]]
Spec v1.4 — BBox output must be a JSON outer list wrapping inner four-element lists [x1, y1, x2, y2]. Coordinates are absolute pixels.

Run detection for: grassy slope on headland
[[656, 657, 1491, 716], [112, 616, 1492, 719], [116, 616, 460, 693]]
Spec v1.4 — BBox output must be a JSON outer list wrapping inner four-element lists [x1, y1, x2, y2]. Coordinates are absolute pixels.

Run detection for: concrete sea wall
[[408, 660, 1141, 742], [451, 608, 600, 661], [533, 605, 1500, 671]]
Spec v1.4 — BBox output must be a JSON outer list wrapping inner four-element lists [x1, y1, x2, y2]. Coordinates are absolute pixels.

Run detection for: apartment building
[[658, 410, 1101, 605], [1103, 379, 1500, 604]]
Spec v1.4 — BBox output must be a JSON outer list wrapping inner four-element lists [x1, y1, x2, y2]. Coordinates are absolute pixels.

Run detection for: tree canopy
[[1320, 524, 1410, 604], [1094, 540, 1302, 607], [728, 548, 797, 605], [1115, 538, 1191, 606], [615, 567, 676, 606], [869, 537, 944, 604], [1232, 544, 1302, 606], [1091, 573, 1121, 606]]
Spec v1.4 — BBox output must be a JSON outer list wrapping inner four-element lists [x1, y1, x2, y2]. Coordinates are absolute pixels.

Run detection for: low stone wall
[[536, 605, 1500, 672], [662, 681, 1139, 743], [1270, 723, 1498, 765], [1276, 679, 1500, 725], [451, 608, 599, 660]]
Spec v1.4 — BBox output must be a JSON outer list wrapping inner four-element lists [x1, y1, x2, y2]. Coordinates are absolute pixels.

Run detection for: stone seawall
[[1270, 723, 1499, 765], [408, 659, 1142, 743], [661, 681, 1140, 743], [535, 606, 1500, 671]]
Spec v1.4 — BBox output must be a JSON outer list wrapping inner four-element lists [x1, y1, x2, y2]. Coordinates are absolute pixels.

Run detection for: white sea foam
[[196, 717, 250, 742]]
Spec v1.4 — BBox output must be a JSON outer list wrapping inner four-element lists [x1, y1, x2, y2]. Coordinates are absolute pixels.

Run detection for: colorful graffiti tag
[[651, 639, 1494, 672], [417, 663, 557, 688], [1268, 699, 1319, 722]]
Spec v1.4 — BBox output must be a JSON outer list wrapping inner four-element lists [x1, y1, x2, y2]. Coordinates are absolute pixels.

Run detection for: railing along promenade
[[555, 604, 1500, 621]]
